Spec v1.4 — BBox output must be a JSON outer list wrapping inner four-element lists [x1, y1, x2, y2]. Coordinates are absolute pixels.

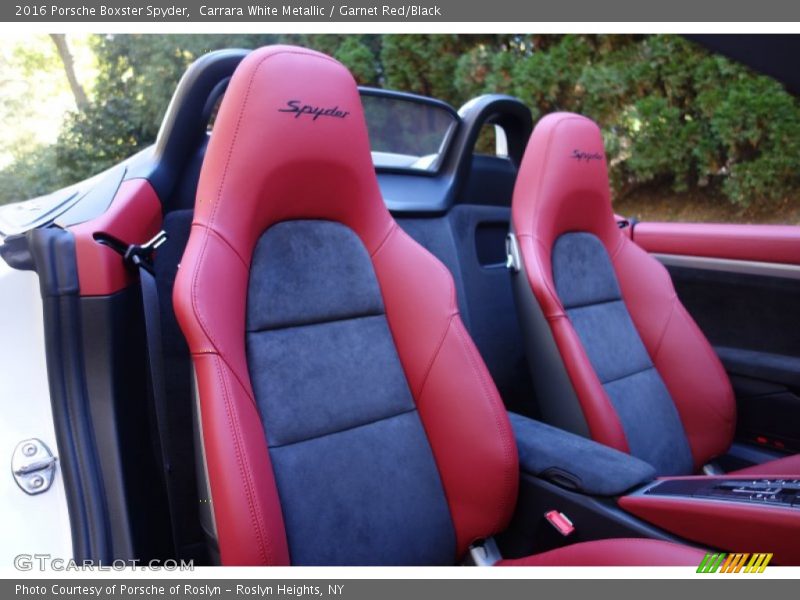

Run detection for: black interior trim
[[510, 246, 589, 431], [19, 227, 113, 561], [80, 287, 176, 559], [497, 475, 691, 559], [140, 49, 250, 202], [667, 263, 800, 454]]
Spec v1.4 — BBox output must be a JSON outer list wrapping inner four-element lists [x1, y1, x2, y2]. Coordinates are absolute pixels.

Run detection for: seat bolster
[[729, 454, 800, 476], [174, 220, 291, 565], [614, 238, 737, 469], [498, 538, 706, 566], [547, 313, 631, 452], [193, 353, 290, 565], [515, 236, 630, 453], [173, 226, 252, 384], [373, 226, 519, 558]]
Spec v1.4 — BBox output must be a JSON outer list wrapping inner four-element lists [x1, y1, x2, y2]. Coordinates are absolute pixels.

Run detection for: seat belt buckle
[[122, 230, 168, 274], [616, 216, 638, 230], [544, 510, 575, 536]]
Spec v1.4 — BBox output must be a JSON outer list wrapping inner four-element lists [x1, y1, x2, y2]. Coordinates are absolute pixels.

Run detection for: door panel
[[720, 349, 800, 453], [634, 222, 800, 265], [633, 223, 800, 455]]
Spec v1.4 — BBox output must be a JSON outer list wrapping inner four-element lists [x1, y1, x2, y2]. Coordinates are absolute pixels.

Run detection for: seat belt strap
[[122, 232, 184, 556]]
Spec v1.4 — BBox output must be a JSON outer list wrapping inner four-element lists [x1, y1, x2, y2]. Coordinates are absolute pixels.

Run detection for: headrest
[[194, 45, 392, 258], [511, 112, 620, 251]]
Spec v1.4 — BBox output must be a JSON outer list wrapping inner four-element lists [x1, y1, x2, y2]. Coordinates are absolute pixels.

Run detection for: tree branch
[[49, 34, 89, 111]]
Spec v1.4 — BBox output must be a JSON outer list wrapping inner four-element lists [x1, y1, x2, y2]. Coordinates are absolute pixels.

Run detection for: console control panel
[[645, 478, 800, 508]]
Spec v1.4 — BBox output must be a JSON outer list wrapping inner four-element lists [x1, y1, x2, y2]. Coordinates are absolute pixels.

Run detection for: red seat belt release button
[[544, 510, 575, 536]]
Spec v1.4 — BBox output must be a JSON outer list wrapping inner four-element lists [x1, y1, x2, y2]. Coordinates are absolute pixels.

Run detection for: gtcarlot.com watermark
[[14, 554, 194, 571]]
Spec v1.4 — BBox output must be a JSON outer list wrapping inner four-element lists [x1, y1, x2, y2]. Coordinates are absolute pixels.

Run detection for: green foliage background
[[2, 34, 800, 210]]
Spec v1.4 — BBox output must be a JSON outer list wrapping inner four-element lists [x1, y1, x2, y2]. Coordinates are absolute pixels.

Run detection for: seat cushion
[[729, 454, 800, 476], [499, 538, 706, 566]]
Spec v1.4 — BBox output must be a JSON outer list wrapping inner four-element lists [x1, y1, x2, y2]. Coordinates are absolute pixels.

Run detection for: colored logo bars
[[697, 553, 773, 573]]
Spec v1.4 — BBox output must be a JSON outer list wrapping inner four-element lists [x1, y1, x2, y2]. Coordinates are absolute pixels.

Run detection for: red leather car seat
[[173, 46, 704, 566], [509, 112, 800, 477]]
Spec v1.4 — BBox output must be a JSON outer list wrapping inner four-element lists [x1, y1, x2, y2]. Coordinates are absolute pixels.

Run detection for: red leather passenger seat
[[509, 112, 800, 477]]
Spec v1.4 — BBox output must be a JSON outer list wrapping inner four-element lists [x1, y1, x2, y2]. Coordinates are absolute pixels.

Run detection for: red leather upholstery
[[70, 178, 162, 296], [499, 538, 706, 566], [372, 227, 519, 552], [173, 45, 517, 564], [633, 222, 800, 266], [620, 488, 800, 565], [174, 47, 703, 567], [730, 454, 800, 476], [511, 113, 736, 470]]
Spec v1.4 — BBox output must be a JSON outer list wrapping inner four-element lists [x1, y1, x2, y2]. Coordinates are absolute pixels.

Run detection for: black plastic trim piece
[[509, 241, 590, 435], [127, 49, 250, 202], [497, 474, 694, 559], [0, 233, 36, 270], [23, 226, 112, 561], [453, 94, 532, 173], [80, 284, 179, 560]]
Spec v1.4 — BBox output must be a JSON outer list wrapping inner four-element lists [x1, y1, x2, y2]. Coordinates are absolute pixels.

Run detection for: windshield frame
[[358, 86, 461, 176]]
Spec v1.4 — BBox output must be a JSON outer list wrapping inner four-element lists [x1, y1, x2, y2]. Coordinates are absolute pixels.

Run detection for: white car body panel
[[0, 254, 72, 565]]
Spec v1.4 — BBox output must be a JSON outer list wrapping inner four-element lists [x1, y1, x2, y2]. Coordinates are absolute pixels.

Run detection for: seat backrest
[[510, 112, 736, 475], [173, 45, 517, 565]]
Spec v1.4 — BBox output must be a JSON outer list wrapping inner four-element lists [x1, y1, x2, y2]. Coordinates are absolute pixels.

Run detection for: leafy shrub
[[3, 34, 800, 210], [454, 34, 800, 207], [0, 145, 64, 203]]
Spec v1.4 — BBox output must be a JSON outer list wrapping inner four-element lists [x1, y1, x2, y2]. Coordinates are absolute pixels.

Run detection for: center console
[[504, 412, 799, 564], [620, 477, 800, 565], [644, 478, 800, 508]]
